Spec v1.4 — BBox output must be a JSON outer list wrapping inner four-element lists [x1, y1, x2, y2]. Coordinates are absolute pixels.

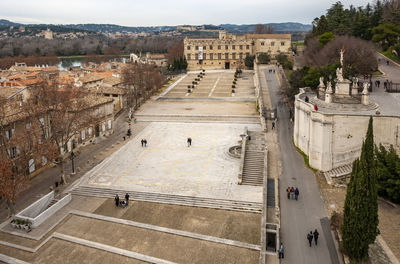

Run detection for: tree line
[[312, 0, 400, 58]]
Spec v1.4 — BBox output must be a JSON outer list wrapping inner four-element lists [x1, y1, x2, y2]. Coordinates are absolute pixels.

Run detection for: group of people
[[287, 186, 300, 200], [114, 193, 130, 207], [141, 139, 148, 147], [268, 69, 276, 73], [307, 229, 319, 247]]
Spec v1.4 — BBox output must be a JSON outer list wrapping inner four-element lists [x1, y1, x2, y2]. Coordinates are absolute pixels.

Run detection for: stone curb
[[0, 253, 30, 264], [377, 235, 400, 264], [53, 233, 177, 264], [72, 210, 261, 251]]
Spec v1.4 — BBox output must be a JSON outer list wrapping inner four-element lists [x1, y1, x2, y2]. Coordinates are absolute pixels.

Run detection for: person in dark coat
[[187, 137, 192, 147], [141, 139, 144, 147], [125, 193, 130, 205], [287, 187, 290, 199], [313, 229, 319, 245], [307, 231, 313, 247], [115, 194, 119, 207], [294, 187, 299, 200]]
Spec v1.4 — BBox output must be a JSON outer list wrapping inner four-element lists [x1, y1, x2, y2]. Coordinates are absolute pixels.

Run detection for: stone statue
[[326, 81, 333, 93], [319, 77, 325, 88], [352, 77, 359, 88], [363, 82, 369, 94], [340, 47, 345, 67], [336, 67, 344, 82]]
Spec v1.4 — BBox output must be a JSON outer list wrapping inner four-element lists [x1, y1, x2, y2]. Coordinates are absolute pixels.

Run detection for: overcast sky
[[1, 0, 370, 26]]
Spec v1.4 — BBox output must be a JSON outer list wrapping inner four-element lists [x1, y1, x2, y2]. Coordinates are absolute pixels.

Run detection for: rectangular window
[[210, 53, 213, 60], [271, 42, 275, 46], [232, 53, 236, 59], [209, 45, 213, 50], [187, 46, 190, 50], [281, 42, 285, 46], [225, 53, 229, 59], [102, 122, 106, 132], [232, 45, 235, 50], [88, 127, 92, 136], [203, 46, 206, 50], [225, 45, 228, 50], [239, 53, 243, 59], [239, 45, 243, 50], [218, 53, 221, 60], [246, 52, 250, 57], [261, 42, 265, 46], [218, 45, 221, 50], [187, 54, 191, 60], [246, 45, 250, 49], [81, 130, 86, 140], [195, 46, 199, 50], [195, 53, 198, 60], [108, 120, 112, 129]]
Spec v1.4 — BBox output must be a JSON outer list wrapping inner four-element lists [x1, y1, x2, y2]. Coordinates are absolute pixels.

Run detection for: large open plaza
[[79, 122, 263, 202]]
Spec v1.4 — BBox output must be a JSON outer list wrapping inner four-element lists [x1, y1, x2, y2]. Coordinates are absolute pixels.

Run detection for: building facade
[[184, 31, 291, 70]]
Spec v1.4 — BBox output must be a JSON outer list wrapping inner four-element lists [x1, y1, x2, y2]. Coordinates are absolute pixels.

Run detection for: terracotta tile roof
[[97, 86, 126, 95], [80, 75, 104, 83], [103, 76, 122, 86]]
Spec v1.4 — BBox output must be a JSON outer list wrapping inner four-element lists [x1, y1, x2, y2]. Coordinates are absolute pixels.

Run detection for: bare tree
[[24, 80, 101, 184], [303, 35, 377, 76], [0, 96, 57, 216]]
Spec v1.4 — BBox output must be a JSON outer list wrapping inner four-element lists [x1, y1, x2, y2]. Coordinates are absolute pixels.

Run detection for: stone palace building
[[184, 31, 291, 70]]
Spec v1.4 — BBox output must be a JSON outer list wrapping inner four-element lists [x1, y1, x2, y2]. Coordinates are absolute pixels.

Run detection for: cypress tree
[[342, 117, 379, 260]]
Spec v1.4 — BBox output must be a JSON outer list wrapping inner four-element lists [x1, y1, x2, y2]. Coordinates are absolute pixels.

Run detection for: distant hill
[[0, 19, 311, 34], [0, 19, 21, 27]]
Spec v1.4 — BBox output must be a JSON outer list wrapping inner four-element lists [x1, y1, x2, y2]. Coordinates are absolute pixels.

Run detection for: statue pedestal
[[335, 79, 351, 98]]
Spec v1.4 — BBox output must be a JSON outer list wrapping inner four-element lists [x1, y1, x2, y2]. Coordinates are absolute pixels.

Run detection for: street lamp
[[70, 151, 75, 175]]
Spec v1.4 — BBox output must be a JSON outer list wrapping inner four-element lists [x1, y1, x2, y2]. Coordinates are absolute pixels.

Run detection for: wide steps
[[242, 149, 264, 186], [71, 186, 262, 213]]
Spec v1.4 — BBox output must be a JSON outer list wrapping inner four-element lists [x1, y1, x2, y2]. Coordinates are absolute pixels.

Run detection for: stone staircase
[[241, 131, 265, 186], [70, 186, 262, 213], [323, 163, 353, 185]]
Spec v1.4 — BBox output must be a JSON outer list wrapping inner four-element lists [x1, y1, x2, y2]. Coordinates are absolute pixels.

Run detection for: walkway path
[[260, 66, 340, 264]]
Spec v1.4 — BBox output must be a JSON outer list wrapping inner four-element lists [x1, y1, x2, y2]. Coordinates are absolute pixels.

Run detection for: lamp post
[[70, 151, 75, 175]]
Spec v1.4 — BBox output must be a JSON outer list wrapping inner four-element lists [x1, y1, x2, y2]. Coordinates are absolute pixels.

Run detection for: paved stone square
[[81, 122, 262, 202]]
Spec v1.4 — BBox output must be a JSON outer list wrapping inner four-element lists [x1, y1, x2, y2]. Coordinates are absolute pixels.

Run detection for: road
[[262, 67, 340, 264]]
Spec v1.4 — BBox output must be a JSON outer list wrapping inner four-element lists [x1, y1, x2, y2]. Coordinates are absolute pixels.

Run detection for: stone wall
[[294, 92, 400, 172]]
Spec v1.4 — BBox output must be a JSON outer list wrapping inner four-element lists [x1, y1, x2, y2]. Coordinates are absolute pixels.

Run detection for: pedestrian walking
[[127, 128, 131, 137], [114, 194, 119, 207], [141, 139, 144, 147], [377, 80, 380, 88], [290, 187, 295, 200], [125, 193, 130, 205], [123, 136, 126, 141], [279, 243, 284, 259], [287, 187, 290, 199], [187, 137, 192, 147], [387, 60, 390, 65], [295, 187, 299, 200], [384, 81, 387, 89], [272, 121, 275, 130], [307, 231, 313, 247], [313, 229, 319, 246], [144, 139, 147, 147]]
